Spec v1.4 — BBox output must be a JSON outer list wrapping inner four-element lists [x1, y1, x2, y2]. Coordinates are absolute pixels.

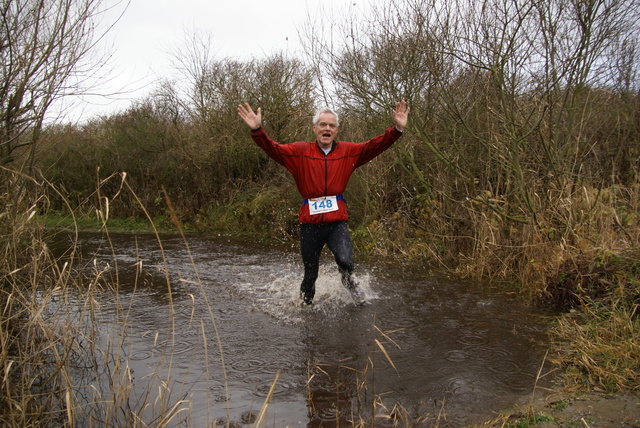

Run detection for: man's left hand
[[393, 100, 410, 132]]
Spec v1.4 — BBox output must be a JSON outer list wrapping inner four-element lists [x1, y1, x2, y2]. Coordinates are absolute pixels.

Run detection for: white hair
[[312, 107, 339, 127]]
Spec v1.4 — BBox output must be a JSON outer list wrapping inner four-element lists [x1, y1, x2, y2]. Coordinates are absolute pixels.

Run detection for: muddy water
[[53, 231, 552, 427]]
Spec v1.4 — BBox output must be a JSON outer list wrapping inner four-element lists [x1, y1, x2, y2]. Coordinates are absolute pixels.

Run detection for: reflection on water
[[49, 231, 553, 427]]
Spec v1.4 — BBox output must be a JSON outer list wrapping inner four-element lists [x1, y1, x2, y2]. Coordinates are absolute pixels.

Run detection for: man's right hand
[[237, 103, 262, 130]]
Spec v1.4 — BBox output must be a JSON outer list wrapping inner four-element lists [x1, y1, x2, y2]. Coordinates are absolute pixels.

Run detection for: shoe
[[340, 270, 366, 304], [347, 284, 366, 305], [300, 291, 314, 306]]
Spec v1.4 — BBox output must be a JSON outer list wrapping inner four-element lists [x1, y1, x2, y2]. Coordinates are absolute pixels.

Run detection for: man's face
[[313, 112, 338, 149]]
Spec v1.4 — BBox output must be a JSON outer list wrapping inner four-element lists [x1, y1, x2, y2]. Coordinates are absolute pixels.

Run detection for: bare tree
[[0, 0, 109, 168], [171, 30, 316, 142]]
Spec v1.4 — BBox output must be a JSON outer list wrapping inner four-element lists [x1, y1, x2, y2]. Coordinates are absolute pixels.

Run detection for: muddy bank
[[486, 388, 640, 427]]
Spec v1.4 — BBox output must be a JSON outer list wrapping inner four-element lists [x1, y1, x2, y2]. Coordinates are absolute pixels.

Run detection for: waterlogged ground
[[50, 231, 556, 427]]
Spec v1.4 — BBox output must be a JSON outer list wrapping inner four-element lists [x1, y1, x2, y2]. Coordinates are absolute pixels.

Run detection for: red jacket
[[250, 126, 404, 224]]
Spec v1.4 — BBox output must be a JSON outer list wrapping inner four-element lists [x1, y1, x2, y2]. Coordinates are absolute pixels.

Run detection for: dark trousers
[[299, 221, 354, 299]]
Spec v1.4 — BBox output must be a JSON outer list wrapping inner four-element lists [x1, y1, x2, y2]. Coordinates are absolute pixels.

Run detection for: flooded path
[[52, 231, 552, 427]]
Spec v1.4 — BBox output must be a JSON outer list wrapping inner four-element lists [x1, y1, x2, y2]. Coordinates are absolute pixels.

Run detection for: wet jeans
[[299, 221, 354, 299]]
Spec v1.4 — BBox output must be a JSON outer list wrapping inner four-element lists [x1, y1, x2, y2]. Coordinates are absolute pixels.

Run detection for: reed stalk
[[0, 170, 231, 426]]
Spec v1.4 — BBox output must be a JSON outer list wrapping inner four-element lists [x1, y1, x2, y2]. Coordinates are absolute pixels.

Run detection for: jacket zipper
[[321, 149, 329, 224]]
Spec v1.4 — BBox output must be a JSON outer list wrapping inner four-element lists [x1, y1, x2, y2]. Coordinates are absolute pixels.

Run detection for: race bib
[[308, 196, 339, 215]]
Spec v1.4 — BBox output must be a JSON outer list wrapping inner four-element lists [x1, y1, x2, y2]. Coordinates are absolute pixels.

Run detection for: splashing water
[[236, 263, 377, 324]]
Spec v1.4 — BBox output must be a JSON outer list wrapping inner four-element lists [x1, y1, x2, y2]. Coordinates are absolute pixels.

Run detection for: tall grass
[[0, 169, 220, 426], [551, 300, 640, 393]]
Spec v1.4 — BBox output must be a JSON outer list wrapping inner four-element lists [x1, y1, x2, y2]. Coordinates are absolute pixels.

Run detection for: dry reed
[[0, 170, 228, 427]]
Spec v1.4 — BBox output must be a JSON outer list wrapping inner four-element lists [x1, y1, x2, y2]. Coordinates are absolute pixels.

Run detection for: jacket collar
[[315, 140, 338, 153]]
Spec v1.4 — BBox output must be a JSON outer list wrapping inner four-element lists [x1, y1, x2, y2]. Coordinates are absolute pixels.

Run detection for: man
[[237, 101, 409, 305]]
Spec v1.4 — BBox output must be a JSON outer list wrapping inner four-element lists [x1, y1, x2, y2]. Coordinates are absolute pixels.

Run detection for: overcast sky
[[58, 0, 372, 122]]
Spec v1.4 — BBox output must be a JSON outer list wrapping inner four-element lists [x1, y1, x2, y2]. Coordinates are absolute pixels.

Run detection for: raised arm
[[237, 103, 262, 130], [393, 100, 410, 131]]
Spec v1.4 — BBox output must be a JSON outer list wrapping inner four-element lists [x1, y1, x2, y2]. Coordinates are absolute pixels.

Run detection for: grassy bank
[[41, 211, 166, 232]]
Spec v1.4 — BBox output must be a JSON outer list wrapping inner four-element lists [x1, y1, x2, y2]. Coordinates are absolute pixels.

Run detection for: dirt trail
[[503, 390, 640, 427]]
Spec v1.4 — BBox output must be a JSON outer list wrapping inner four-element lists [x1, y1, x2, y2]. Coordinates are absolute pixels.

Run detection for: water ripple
[[251, 378, 300, 398], [445, 350, 469, 363], [455, 332, 489, 346]]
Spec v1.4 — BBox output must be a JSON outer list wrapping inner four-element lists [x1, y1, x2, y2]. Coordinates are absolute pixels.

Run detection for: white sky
[[58, 0, 371, 123]]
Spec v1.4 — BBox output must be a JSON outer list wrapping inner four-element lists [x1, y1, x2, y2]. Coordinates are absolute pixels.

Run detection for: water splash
[[237, 263, 377, 324]]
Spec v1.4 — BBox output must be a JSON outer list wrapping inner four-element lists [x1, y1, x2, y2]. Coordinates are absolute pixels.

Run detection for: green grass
[[511, 414, 554, 428], [38, 212, 172, 232]]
